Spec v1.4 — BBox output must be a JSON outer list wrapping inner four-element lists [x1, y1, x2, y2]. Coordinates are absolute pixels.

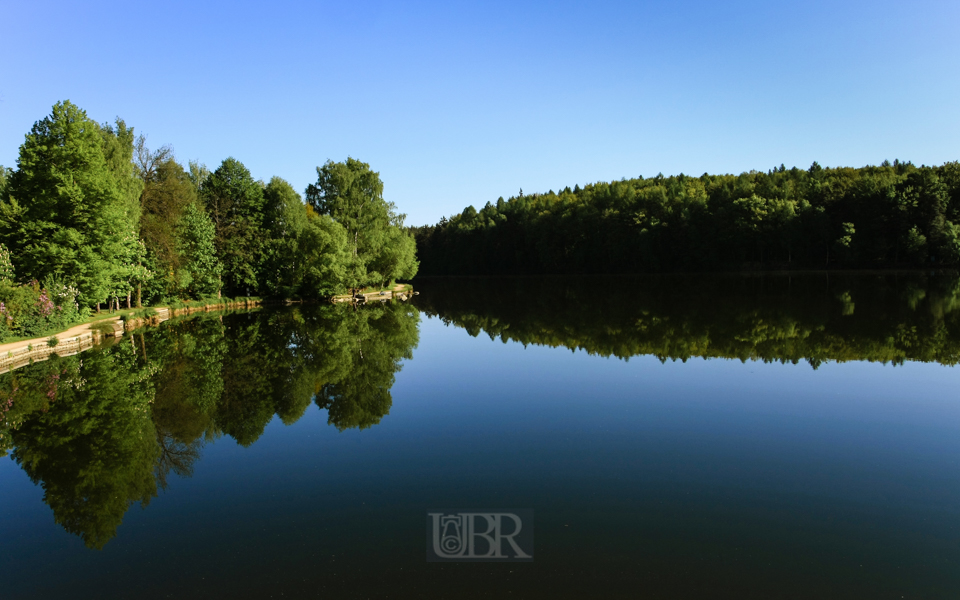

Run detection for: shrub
[[90, 321, 115, 335]]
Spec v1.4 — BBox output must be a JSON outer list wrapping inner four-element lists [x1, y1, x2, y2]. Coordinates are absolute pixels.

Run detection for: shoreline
[[0, 287, 415, 375], [0, 299, 264, 375]]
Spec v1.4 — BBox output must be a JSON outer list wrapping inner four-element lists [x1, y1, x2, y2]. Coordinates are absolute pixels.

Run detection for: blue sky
[[1, 0, 957, 225]]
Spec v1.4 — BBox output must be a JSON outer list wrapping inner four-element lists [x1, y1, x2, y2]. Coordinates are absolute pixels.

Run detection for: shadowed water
[[2, 273, 960, 598]]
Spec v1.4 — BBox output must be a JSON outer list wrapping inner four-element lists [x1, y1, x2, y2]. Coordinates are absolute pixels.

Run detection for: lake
[[2, 273, 960, 598]]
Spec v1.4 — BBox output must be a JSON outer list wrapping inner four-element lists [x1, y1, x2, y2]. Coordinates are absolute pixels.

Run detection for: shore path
[[0, 289, 408, 364], [0, 316, 124, 356]]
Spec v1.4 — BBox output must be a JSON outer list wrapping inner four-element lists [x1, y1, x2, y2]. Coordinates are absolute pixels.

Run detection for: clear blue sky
[[1, 0, 957, 225]]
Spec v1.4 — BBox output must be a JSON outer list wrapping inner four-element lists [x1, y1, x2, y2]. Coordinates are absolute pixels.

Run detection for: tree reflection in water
[[6, 271, 960, 549], [0, 301, 420, 549], [416, 273, 960, 367]]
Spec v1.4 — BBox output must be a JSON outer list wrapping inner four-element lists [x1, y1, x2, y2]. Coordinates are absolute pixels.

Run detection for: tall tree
[[102, 119, 148, 307], [306, 158, 391, 290], [177, 202, 223, 297], [261, 177, 309, 296], [371, 216, 419, 287], [0, 101, 135, 307], [139, 152, 198, 301], [299, 211, 350, 298], [201, 158, 265, 296]]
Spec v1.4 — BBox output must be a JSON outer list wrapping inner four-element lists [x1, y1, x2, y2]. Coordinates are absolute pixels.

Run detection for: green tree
[[139, 154, 198, 301], [0, 101, 136, 308], [370, 219, 419, 287], [177, 202, 223, 297], [261, 177, 309, 296], [298, 211, 350, 297], [201, 158, 265, 295], [306, 158, 391, 291], [101, 118, 144, 225], [101, 119, 147, 308]]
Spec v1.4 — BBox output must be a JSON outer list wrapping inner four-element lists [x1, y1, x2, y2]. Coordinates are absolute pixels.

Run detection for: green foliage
[[0, 101, 138, 305], [298, 212, 350, 298], [100, 118, 144, 227], [260, 177, 309, 296], [47, 336, 59, 347], [0, 101, 412, 311], [138, 151, 198, 302], [0, 242, 15, 282], [370, 220, 419, 288], [0, 277, 83, 341], [176, 202, 223, 298], [415, 161, 960, 274], [120, 307, 158, 323], [90, 321, 116, 335], [306, 158, 392, 290], [201, 158, 265, 296]]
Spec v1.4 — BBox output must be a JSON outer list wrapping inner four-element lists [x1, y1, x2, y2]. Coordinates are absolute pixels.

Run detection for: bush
[[0, 277, 84, 339], [90, 321, 116, 335], [47, 336, 59, 347], [120, 307, 159, 323]]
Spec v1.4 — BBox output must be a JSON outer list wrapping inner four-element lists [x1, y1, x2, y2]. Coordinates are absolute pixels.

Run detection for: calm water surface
[[2, 274, 960, 599]]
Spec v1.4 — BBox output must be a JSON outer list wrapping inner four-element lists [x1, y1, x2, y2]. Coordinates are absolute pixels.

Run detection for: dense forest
[[0, 302, 419, 549], [413, 161, 960, 275], [0, 101, 418, 339], [415, 274, 960, 367]]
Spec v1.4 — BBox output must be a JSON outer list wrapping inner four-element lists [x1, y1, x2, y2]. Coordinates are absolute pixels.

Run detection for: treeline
[[414, 274, 960, 367], [0, 301, 420, 548], [0, 101, 417, 338], [413, 161, 960, 274]]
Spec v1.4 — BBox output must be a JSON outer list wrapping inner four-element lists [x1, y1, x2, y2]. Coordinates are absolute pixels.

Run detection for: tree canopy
[[414, 161, 960, 275], [306, 158, 417, 291], [0, 101, 417, 319], [0, 101, 139, 306]]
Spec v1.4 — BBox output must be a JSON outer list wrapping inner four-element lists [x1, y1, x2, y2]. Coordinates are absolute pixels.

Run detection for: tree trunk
[[96, 302, 101, 314], [136, 284, 142, 308], [127, 292, 131, 309]]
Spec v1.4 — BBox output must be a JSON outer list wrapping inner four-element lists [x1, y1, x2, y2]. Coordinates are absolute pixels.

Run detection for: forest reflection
[[415, 272, 960, 367], [0, 301, 420, 549], [6, 271, 960, 551]]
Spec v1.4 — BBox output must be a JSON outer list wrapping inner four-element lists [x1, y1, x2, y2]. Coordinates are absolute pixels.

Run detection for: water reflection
[[0, 302, 420, 548], [415, 272, 960, 366], [4, 272, 960, 552]]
